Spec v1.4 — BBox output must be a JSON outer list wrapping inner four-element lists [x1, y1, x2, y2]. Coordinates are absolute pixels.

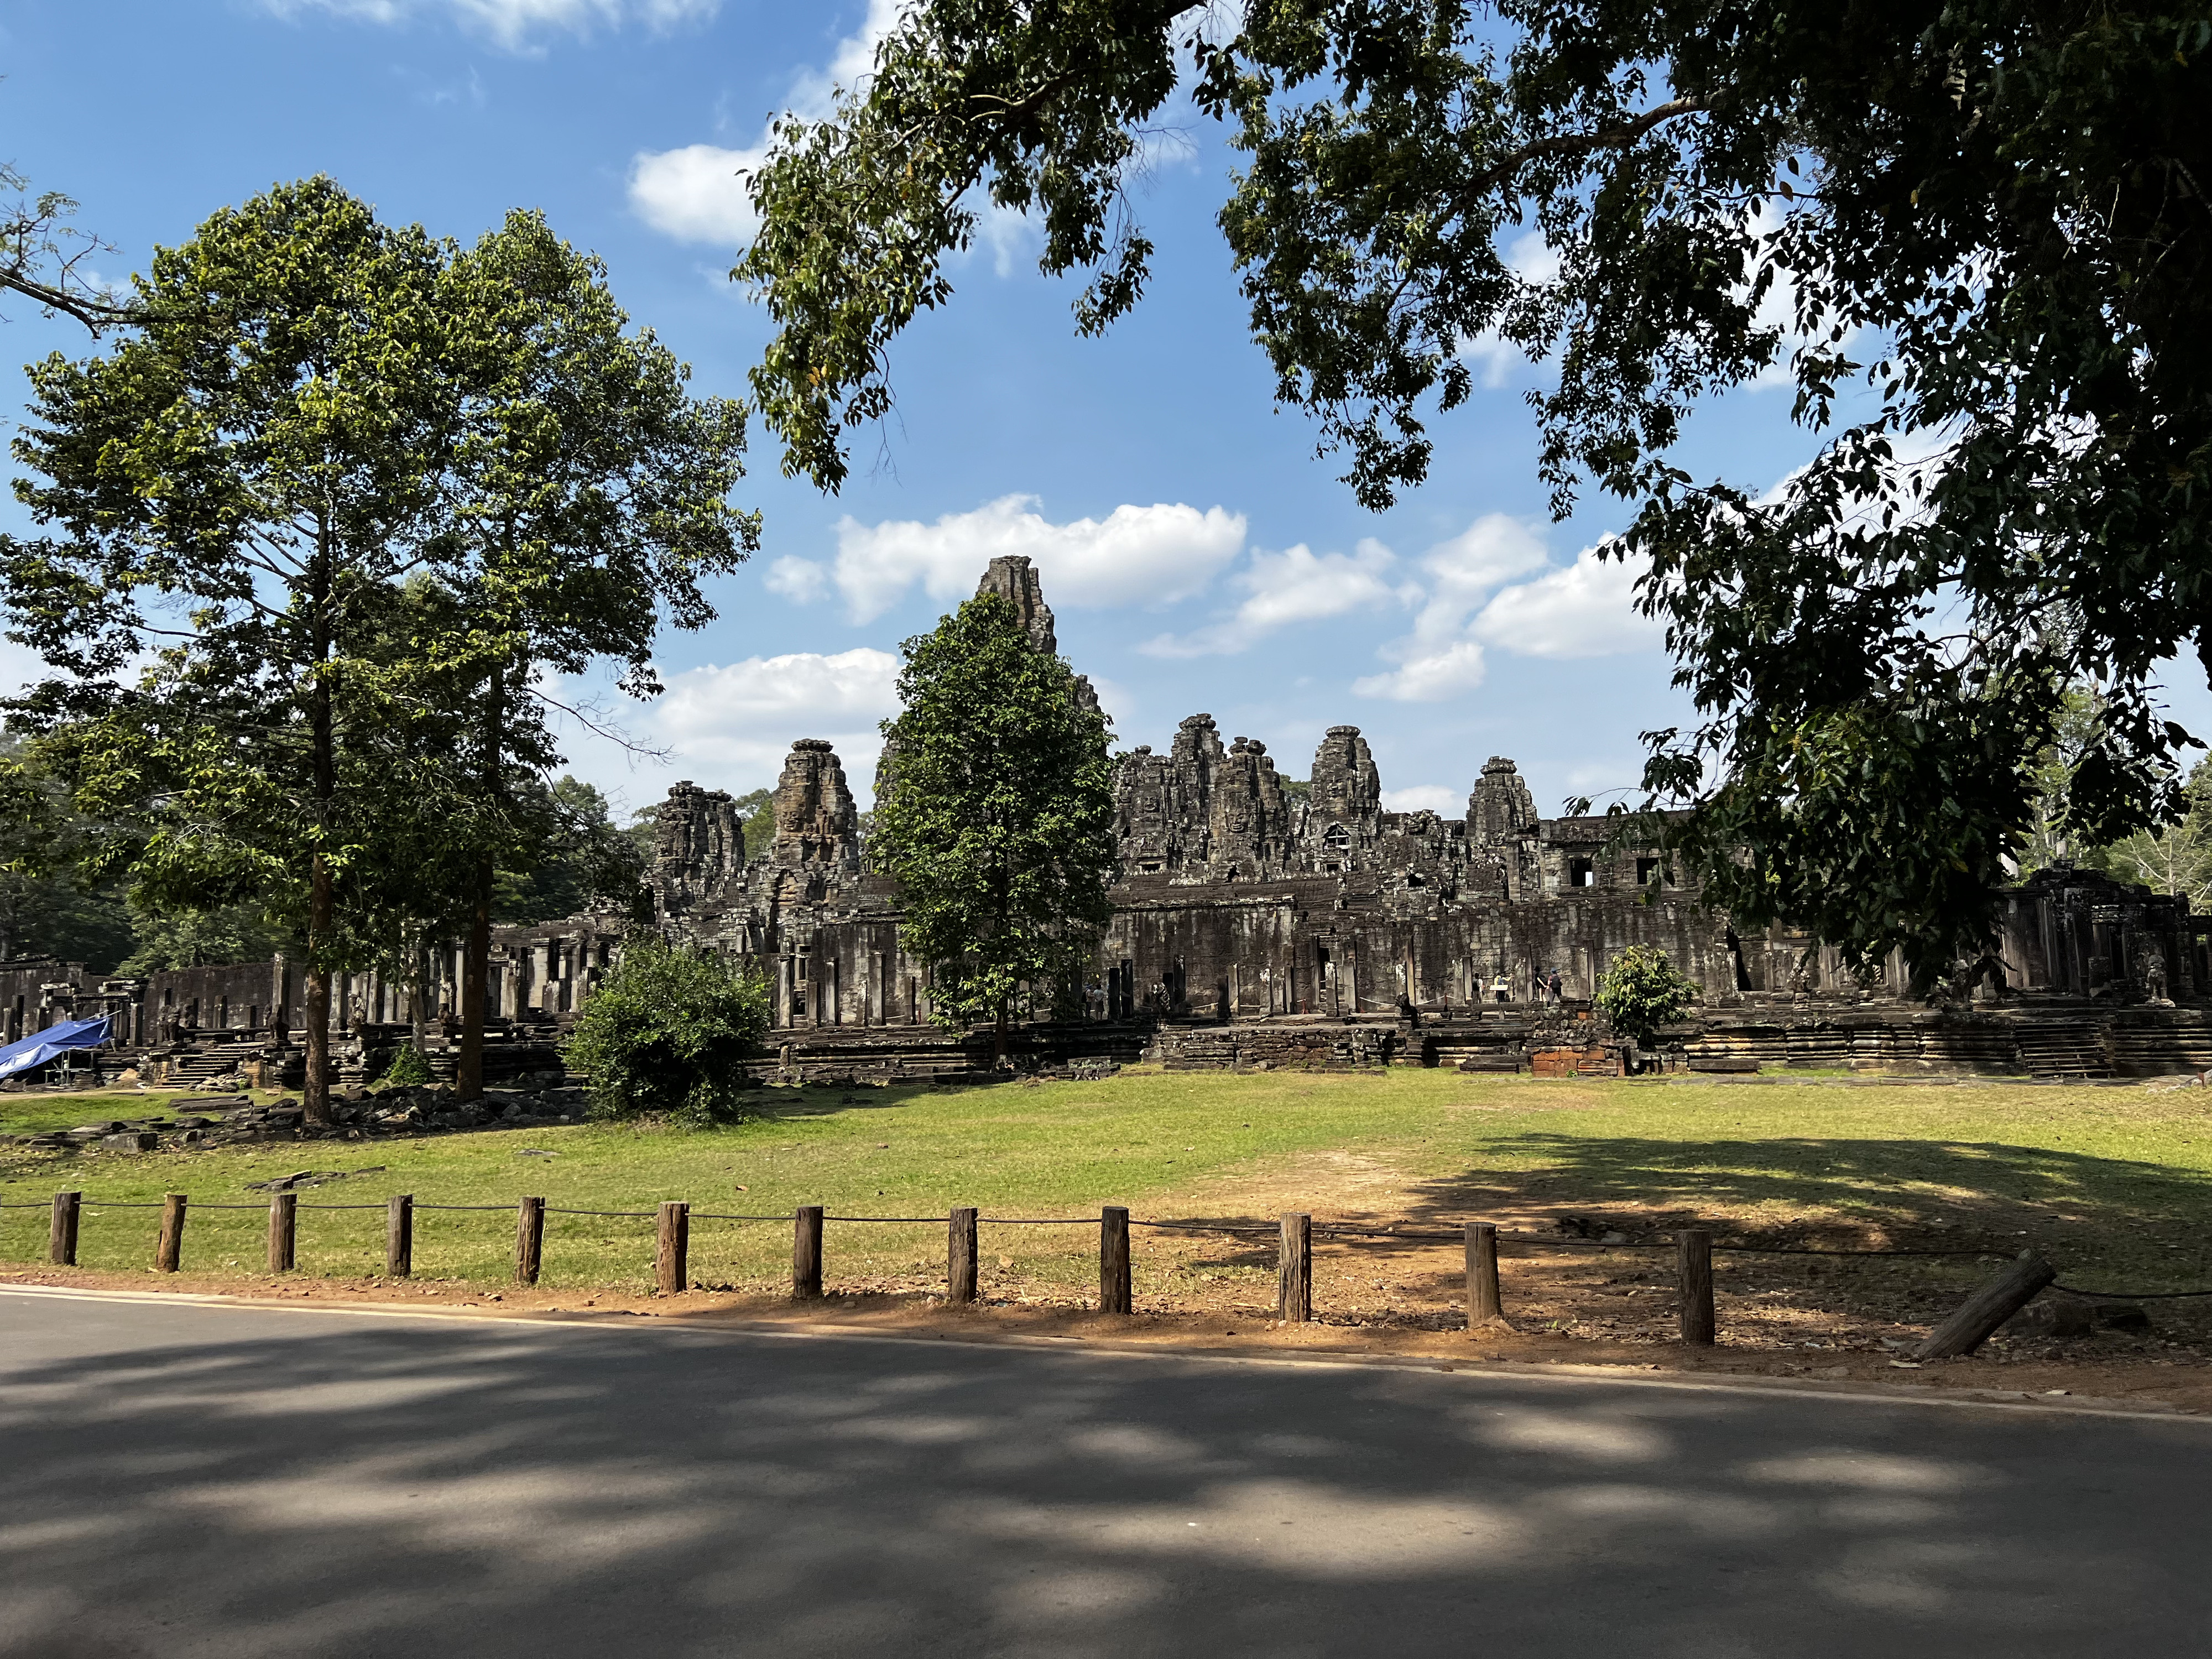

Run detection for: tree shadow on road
[[3, 1300, 2209, 1657]]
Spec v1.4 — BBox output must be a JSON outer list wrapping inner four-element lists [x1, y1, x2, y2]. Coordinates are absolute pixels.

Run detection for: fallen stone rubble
[[1, 1077, 592, 1153]]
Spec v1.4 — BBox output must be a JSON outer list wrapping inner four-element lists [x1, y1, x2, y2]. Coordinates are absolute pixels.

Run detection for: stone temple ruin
[[8, 555, 2212, 1088], [608, 556, 2212, 1081]]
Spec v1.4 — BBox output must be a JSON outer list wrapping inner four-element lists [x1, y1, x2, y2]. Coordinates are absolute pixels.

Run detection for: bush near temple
[[561, 937, 769, 1128], [1595, 946, 1699, 1050]]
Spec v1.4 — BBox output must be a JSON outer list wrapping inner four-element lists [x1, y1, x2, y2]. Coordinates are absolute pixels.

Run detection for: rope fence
[[12, 1187, 2208, 1358]]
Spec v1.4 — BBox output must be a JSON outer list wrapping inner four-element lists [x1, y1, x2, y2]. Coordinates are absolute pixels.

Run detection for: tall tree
[[2, 177, 457, 1123], [736, 1, 2212, 985], [872, 593, 1115, 1065], [436, 210, 755, 1098]]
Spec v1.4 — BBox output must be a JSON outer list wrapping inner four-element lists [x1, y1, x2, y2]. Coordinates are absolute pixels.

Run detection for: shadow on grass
[[1397, 1134, 2212, 1242], [742, 1083, 948, 1120]]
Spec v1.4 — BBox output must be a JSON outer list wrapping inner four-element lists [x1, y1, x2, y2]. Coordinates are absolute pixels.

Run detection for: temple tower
[[770, 739, 861, 871]]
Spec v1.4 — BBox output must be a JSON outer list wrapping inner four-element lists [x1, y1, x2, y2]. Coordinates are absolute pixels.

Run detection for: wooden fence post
[[267, 1192, 296, 1273], [515, 1196, 545, 1287], [1465, 1221, 1502, 1327], [155, 1193, 186, 1273], [1678, 1227, 1715, 1346], [1099, 1206, 1132, 1314], [1916, 1250, 2057, 1359], [48, 1191, 80, 1267], [1278, 1213, 1312, 1323], [656, 1201, 690, 1296], [793, 1204, 823, 1299], [386, 1194, 413, 1278], [947, 1207, 978, 1304]]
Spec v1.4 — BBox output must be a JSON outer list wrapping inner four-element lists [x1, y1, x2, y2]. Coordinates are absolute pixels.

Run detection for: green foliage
[[0, 735, 132, 969], [2, 177, 468, 979], [2091, 759, 2212, 910], [382, 1041, 433, 1087], [732, 787, 776, 860], [121, 899, 291, 974], [494, 777, 646, 926], [0, 181, 754, 1112], [560, 935, 770, 1128], [737, 2, 2212, 984], [2022, 685, 2114, 876], [872, 594, 1115, 1048], [1593, 945, 1699, 1048]]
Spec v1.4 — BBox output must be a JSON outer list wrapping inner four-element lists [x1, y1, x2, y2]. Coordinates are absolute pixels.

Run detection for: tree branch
[[1461, 98, 1712, 198], [0, 270, 140, 333]]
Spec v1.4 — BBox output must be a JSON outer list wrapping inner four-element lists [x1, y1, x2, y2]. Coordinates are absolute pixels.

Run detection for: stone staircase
[[165, 1039, 265, 1086], [2107, 1015, 2212, 1077], [2013, 1022, 2110, 1081]]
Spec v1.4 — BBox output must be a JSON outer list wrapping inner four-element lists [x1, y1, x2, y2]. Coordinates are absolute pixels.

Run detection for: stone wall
[[617, 557, 2212, 1043], [35, 555, 2208, 1086]]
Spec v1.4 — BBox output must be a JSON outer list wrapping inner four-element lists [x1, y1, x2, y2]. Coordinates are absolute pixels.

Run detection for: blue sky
[[8, 1, 2195, 825]]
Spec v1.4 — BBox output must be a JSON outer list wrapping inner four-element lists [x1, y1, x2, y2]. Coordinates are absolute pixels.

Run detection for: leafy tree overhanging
[[735, 1, 2212, 986]]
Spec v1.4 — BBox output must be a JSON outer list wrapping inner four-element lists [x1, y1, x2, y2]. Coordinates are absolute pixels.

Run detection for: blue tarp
[[0, 1015, 113, 1082]]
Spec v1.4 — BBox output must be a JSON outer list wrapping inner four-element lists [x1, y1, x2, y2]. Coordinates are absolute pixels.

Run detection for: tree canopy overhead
[[736, 1, 2212, 986]]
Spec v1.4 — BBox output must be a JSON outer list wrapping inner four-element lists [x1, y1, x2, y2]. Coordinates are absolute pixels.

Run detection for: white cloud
[[1468, 544, 1663, 659], [1352, 640, 1490, 701], [825, 494, 1246, 623], [972, 200, 1042, 278], [265, 0, 714, 50], [629, 143, 766, 245], [1142, 538, 1405, 659], [648, 646, 901, 800], [1352, 514, 1548, 700], [654, 646, 899, 731], [764, 555, 829, 604], [1381, 785, 1461, 815], [628, 0, 898, 246]]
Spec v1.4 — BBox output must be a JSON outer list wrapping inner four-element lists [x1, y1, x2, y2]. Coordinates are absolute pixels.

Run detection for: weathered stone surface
[[976, 554, 1101, 715], [44, 554, 2204, 1091], [770, 739, 860, 872], [652, 781, 745, 917]]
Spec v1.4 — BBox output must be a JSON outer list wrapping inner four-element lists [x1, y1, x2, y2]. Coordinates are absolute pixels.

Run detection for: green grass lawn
[[3, 1068, 2210, 1306]]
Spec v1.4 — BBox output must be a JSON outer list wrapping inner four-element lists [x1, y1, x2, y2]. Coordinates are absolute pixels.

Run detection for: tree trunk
[[457, 862, 490, 1100], [303, 508, 337, 1127], [303, 852, 334, 1125], [456, 662, 503, 1101]]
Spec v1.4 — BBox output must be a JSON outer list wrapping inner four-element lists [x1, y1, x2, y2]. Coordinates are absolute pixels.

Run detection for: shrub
[[1594, 945, 1699, 1048], [560, 935, 770, 1128], [382, 1042, 432, 1087]]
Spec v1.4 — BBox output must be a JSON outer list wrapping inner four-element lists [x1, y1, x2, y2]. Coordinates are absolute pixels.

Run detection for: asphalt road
[[3, 1289, 2207, 1658]]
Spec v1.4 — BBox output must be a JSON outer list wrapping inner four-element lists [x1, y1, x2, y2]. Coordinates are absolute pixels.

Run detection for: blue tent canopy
[[0, 1015, 113, 1082]]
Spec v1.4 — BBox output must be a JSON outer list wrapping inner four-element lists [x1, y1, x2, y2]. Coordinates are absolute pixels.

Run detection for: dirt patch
[[8, 1262, 2209, 1418]]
